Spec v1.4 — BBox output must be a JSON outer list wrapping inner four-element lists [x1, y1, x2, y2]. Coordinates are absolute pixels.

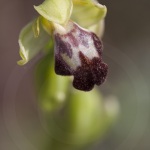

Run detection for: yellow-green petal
[[72, 0, 107, 28], [32, 17, 40, 38], [34, 0, 73, 25], [17, 19, 50, 65]]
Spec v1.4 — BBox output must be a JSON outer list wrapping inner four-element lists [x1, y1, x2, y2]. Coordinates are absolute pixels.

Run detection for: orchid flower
[[18, 0, 108, 91]]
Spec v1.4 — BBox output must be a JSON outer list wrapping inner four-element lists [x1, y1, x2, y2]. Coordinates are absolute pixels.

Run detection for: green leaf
[[34, 0, 73, 25], [17, 19, 50, 65], [72, 0, 107, 28]]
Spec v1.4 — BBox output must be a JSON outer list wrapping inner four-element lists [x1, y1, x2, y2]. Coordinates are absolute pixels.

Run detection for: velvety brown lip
[[54, 21, 108, 91], [73, 51, 108, 91]]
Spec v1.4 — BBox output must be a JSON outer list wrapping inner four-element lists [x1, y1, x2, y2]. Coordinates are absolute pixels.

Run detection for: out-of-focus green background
[[0, 0, 150, 150]]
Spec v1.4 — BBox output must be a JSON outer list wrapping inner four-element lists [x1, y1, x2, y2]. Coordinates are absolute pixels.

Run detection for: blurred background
[[0, 0, 150, 150]]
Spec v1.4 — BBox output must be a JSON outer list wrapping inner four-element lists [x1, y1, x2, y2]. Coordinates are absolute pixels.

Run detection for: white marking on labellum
[[54, 21, 108, 91], [54, 21, 99, 70]]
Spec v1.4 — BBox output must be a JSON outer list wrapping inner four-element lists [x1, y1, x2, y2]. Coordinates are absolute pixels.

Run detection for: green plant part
[[41, 89, 119, 150]]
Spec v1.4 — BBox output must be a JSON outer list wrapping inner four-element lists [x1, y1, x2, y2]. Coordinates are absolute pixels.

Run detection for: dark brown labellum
[[54, 21, 108, 91]]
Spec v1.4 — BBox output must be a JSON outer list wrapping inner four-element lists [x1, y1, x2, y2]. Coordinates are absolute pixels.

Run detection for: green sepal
[[72, 0, 107, 28], [17, 19, 50, 65], [34, 0, 73, 25], [88, 19, 105, 37]]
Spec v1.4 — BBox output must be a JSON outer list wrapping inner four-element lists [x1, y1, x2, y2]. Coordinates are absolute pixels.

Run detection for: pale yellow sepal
[[34, 0, 73, 25], [72, 0, 107, 28], [88, 19, 105, 37]]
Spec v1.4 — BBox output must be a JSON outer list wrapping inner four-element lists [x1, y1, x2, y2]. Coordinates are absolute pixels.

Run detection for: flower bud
[[44, 89, 119, 149], [35, 54, 70, 112]]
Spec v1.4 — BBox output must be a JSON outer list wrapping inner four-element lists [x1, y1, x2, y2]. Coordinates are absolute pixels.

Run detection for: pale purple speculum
[[54, 21, 108, 91]]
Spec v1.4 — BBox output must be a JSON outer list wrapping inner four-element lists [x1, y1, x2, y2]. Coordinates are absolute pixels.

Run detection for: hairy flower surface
[[54, 21, 108, 91]]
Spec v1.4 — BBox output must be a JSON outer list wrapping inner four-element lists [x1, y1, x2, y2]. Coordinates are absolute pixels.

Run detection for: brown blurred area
[[0, 0, 150, 150]]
